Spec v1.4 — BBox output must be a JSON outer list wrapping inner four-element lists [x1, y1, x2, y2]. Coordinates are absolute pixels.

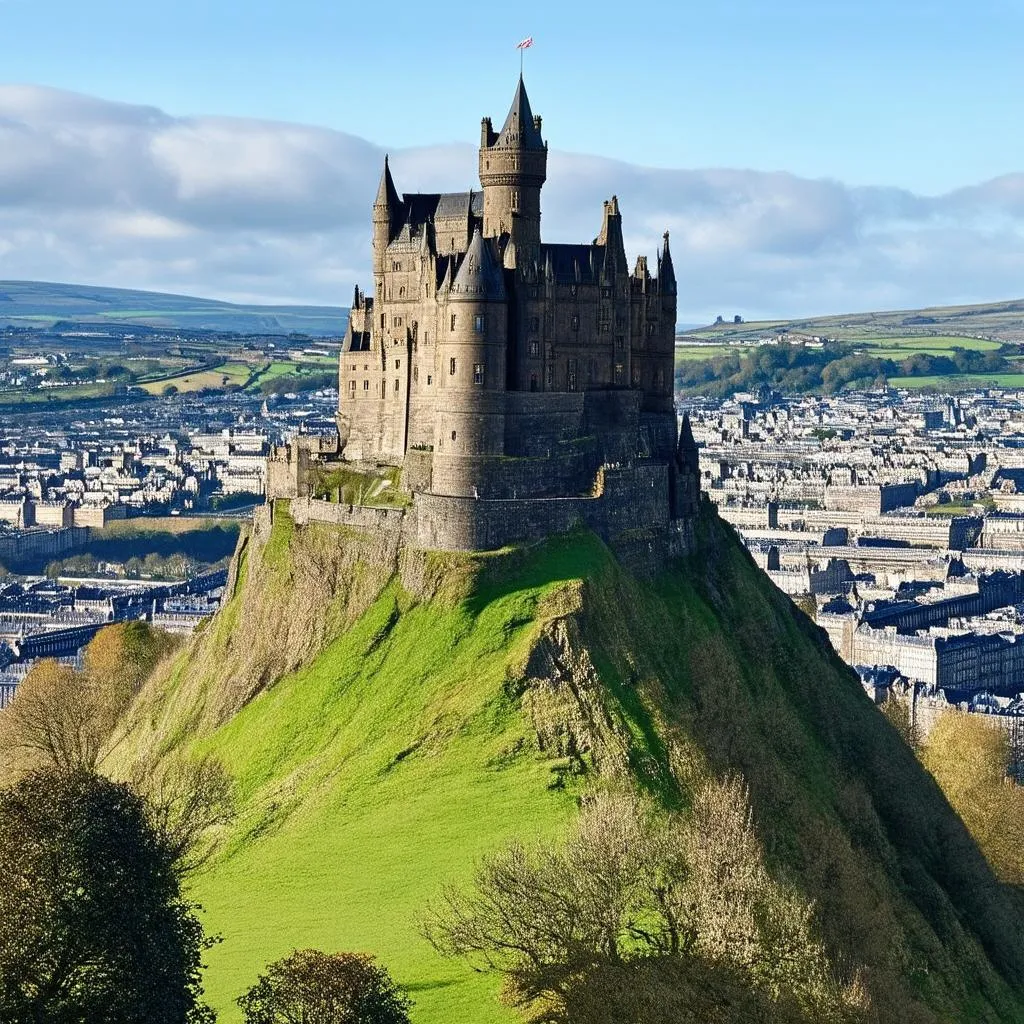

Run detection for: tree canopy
[[0, 768, 213, 1023]]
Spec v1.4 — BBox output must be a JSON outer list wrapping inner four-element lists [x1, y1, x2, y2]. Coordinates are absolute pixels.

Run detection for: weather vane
[[516, 36, 533, 75]]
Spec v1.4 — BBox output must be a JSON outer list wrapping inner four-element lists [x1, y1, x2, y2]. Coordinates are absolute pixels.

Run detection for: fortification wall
[[290, 497, 410, 542]]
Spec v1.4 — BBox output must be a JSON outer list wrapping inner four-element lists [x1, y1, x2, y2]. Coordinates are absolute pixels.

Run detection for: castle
[[269, 76, 701, 557]]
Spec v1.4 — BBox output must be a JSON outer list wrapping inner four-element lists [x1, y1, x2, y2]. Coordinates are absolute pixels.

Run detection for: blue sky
[[1, 0, 1023, 318], [0, 0, 1019, 193]]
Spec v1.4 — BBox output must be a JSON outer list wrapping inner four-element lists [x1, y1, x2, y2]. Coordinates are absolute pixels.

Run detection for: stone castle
[[269, 76, 701, 556]]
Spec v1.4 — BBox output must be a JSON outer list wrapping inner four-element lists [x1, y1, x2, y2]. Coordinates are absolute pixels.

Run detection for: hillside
[[684, 297, 1024, 347], [0, 281, 347, 336], [109, 504, 1024, 1023]]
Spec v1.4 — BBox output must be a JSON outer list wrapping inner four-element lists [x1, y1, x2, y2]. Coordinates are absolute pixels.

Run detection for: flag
[[516, 37, 533, 50]]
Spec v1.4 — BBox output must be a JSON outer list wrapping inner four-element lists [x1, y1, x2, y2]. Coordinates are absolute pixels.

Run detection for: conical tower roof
[[496, 76, 545, 150], [449, 227, 506, 302], [374, 154, 401, 211]]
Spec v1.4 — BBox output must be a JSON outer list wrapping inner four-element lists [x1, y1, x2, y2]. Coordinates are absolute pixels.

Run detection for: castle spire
[[660, 230, 676, 295], [374, 154, 401, 212], [497, 75, 545, 150], [450, 226, 506, 302]]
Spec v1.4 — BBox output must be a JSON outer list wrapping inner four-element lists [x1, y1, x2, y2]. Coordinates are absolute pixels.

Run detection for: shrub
[[237, 949, 411, 1024]]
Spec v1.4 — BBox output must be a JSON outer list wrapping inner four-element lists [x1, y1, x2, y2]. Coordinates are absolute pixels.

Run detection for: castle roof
[[390, 191, 484, 246], [540, 243, 603, 284], [496, 75, 545, 151], [449, 227, 506, 302], [374, 155, 400, 212]]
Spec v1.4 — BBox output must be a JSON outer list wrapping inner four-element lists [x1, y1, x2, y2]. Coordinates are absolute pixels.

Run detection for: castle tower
[[431, 227, 509, 497], [372, 155, 400, 280], [479, 76, 547, 269]]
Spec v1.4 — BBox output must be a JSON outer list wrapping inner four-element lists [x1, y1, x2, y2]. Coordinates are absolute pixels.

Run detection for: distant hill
[[0, 281, 347, 337], [684, 297, 1024, 345]]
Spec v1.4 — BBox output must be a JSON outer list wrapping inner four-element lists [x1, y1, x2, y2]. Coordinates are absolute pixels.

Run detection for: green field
[[888, 373, 1024, 390], [141, 362, 256, 395]]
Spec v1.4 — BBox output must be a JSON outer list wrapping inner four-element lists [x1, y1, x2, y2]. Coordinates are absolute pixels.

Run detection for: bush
[[237, 949, 411, 1024]]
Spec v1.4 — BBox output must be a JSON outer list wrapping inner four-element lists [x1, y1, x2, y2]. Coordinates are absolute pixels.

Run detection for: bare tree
[[425, 782, 861, 1024], [131, 753, 236, 876]]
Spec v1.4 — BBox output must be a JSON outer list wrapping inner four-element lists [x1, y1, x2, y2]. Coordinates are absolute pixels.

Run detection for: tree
[[424, 783, 859, 1024], [237, 950, 411, 1024], [132, 752, 236, 876], [921, 711, 1024, 884], [0, 768, 213, 1023], [0, 659, 103, 775]]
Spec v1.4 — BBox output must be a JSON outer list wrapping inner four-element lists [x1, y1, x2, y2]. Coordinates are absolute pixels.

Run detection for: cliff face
[[112, 504, 1024, 1024]]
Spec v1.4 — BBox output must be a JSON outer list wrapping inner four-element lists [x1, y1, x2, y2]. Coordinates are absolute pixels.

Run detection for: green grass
[[889, 373, 1024, 390], [141, 362, 255, 395], [177, 535, 607, 1022], [112, 515, 1024, 1024]]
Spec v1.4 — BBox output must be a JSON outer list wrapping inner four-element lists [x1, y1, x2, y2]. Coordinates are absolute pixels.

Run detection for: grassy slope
[[113, 508, 1024, 1024]]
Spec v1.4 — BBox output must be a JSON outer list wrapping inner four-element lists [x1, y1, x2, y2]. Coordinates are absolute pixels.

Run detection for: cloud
[[0, 84, 1022, 319]]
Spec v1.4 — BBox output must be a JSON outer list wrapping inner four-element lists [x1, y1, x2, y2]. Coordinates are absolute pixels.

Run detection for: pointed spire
[[496, 75, 545, 150], [660, 230, 676, 295], [678, 412, 699, 475], [449, 227, 506, 302], [374, 154, 400, 212]]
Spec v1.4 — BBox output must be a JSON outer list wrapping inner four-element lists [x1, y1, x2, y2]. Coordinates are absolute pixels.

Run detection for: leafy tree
[[0, 623, 178, 780], [0, 659, 103, 775], [0, 768, 214, 1023], [237, 949, 411, 1024], [921, 711, 1024, 884]]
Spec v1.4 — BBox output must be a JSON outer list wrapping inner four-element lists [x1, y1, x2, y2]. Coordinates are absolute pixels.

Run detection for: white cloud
[[0, 84, 1021, 318]]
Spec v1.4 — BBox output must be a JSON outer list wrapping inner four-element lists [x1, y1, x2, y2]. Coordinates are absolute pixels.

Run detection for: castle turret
[[373, 155, 400, 279], [431, 227, 509, 497], [479, 76, 547, 269]]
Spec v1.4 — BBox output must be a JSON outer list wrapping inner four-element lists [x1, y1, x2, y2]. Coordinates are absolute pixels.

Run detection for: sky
[[1, 0, 1023, 321]]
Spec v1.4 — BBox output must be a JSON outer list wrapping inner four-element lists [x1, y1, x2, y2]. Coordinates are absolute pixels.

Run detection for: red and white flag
[[516, 36, 533, 50]]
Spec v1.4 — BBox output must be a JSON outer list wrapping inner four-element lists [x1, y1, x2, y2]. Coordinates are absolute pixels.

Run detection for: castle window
[[395, 359, 400, 369], [570, 285, 578, 297], [363, 380, 370, 391], [392, 260, 401, 271], [451, 314, 456, 331], [348, 380, 356, 397], [450, 357, 456, 376], [394, 379, 400, 394], [424, 331, 428, 343], [474, 314, 486, 334], [473, 363, 484, 385], [571, 315, 579, 331], [601, 286, 612, 298], [530, 316, 540, 331], [511, 190, 520, 212], [399, 287, 405, 298], [567, 359, 578, 392], [599, 321, 609, 333], [413, 366, 419, 383], [545, 365, 553, 387], [451, 430, 457, 441], [616, 335, 625, 351], [380, 313, 385, 330], [614, 363, 624, 384], [528, 340, 539, 357], [632, 367, 640, 386], [427, 375, 432, 385], [393, 316, 402, 328], [530, 373, 538, 392], [646, 322, 656, 336]]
